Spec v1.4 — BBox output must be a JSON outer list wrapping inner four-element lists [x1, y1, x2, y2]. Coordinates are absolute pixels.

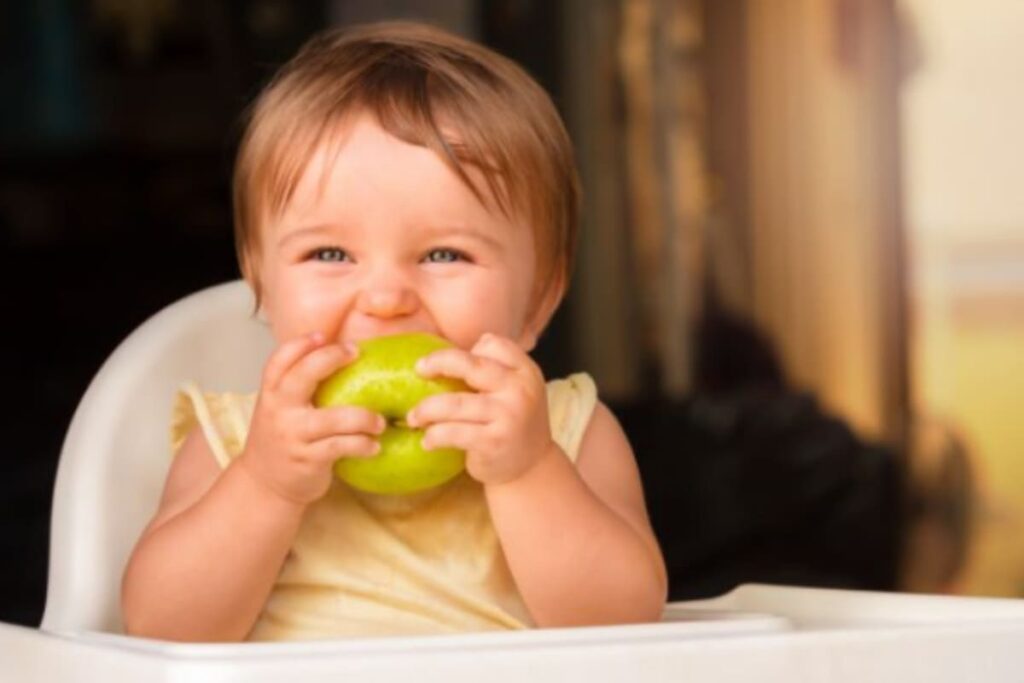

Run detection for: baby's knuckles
[[465, 364, 552, 485], [242, 404, 332, 505], [467, 419, 552, 486]]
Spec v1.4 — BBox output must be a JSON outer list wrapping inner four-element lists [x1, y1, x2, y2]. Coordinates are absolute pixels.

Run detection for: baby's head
[[233, 22, 579, 349]]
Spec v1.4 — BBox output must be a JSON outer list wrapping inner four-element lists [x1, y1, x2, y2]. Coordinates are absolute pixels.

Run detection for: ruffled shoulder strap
[[545, 372, 598, 464], [170, 382, 256, 469]]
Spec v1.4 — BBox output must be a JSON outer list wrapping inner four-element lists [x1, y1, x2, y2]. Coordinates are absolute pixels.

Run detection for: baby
[[121, 21, 667, 641]]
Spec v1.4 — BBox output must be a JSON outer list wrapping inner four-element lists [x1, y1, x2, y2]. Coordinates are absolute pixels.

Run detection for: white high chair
[[41, 280, 275, 635], [18, 280, 1024, 682]]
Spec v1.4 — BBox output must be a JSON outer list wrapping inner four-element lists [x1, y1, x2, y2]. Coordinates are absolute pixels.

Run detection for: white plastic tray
[[4, 584, 1024, 682]]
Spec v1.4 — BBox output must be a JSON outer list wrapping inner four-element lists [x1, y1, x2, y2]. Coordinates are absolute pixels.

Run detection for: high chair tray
[[5, 584, 1024, 682]]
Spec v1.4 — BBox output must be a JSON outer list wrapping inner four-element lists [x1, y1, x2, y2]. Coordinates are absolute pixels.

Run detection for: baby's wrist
[[486, 439, 565, 491], [234, 455, 313, 512]]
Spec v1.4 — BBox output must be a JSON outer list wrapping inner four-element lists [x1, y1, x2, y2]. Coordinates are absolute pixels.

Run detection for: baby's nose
[[355, 276, 419, 318]]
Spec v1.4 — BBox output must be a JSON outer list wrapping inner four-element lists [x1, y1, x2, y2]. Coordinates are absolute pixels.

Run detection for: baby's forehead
[[277, 115, 522, 224]]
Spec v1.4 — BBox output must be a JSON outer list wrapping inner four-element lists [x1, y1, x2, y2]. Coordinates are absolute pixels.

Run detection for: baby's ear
[[238, 251, 267, 319], [239, 245, 257, 285], [519, 274, 566, 352], [239, 245, 263, 291]]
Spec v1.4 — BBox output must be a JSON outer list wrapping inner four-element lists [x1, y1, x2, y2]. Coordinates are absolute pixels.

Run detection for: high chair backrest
[[41, 281, 275, 635]]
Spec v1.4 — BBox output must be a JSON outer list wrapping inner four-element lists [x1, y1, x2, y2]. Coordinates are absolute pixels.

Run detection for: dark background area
[[0, 0, 581, 629], [0, 1, 901, 628]]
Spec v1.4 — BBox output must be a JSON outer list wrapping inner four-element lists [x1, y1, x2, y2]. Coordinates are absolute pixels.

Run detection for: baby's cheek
[[449, 286, 516, 342], [278, 279, 350, 339]]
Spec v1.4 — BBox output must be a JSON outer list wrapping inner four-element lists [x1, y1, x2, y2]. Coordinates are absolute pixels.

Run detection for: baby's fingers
[[262, 332, 325, 390], [421, 423, 482, 452], [278, 341, 359, 402], [307, 434, 380, 462], [417, 348, 510, 392], [471, 333, 532, 372], [302, 406, 385, 441], [407, 392, 491, 428]]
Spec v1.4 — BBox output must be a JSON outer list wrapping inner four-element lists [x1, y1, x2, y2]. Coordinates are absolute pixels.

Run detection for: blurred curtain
[[563, 0, 712, 401], [564, 0, 907, 445], [743, 0, 907, 442]]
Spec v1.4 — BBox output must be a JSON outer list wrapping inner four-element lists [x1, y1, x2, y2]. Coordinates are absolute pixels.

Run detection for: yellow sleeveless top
[[170, 373, 597, 641]]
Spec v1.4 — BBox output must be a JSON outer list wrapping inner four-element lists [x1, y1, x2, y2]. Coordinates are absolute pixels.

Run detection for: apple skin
[[313, 332, 468, 495]]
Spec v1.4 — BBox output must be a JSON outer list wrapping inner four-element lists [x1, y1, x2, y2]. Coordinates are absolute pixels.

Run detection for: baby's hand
[[406, 333, 559, 486], [239, 332, 386, 505]]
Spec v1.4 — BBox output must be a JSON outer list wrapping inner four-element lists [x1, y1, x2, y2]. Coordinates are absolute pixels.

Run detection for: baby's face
[[256, 113, 543, 352]]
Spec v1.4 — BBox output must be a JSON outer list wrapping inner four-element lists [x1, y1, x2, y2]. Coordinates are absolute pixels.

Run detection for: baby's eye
[[309, 247, 350, 263], [423, 248, 468, 264]]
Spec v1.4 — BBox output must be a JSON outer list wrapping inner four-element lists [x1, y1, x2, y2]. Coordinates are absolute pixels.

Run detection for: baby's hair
[[233, 21, 580, 307]]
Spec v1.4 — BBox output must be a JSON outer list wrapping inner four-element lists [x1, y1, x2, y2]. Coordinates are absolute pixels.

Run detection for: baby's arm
[[485, 402, 667, 627], [121, 334, 383, 641], [121, 428, 307, 641], [409, 334, 667, 627]]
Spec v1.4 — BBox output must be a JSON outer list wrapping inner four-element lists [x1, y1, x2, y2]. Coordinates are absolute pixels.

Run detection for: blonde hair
[[233, 21, 580, 307]]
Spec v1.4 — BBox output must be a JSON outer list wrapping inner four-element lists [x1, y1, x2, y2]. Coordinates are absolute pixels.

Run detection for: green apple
[[313, 332, 468, 495]]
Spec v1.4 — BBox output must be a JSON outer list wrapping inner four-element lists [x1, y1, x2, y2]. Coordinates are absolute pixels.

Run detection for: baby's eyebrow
[[422, 225, 504, 251], [276, 224, 336, 248], [275, 222, 506, 252]]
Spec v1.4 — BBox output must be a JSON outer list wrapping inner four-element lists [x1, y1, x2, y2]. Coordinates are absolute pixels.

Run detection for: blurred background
[[2, 0, 1021, 627]]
